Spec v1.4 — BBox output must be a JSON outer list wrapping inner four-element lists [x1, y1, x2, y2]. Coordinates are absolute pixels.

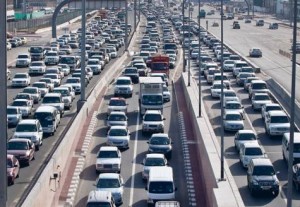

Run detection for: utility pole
[[0, 0, 8, 206], [198, 0, 201, 117], [182, 0, 186, 72]]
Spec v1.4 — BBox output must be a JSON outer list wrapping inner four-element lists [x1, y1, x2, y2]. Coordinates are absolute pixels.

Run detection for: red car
[[7, 154, 20, 185]]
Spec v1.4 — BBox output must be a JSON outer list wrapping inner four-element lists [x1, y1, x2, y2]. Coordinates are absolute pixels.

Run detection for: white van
[[34, 106, 61, 135], [146, 166, 176, 206], [282, 132, 300, 164]]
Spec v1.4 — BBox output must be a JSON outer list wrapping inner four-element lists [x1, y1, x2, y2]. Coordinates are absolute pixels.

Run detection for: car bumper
[[269, 129, 290, 136]]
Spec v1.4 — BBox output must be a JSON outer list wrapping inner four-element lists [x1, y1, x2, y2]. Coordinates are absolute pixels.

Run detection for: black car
[[122, 67, 139, 84]]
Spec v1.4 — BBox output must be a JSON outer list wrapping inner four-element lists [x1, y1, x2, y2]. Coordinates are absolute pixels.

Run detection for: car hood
[[269, 123, 290, 128], [224, 120, 243, 125], [14, 132, 38, 137], [253, 100, 272, 104], [7, 149, 28, 156], [97, 187, 123, 194], [12, 78, 28, 81], [96, 158, 121, 165], [108, 106, 126, 111], [253, 175, 277, 182], [143, 121, 163, 125], [17, 58, 29, 61]]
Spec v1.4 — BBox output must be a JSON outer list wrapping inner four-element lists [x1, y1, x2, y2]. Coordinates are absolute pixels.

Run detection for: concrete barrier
[[180, 73, 244, 207], [21, 20, 141, 207]]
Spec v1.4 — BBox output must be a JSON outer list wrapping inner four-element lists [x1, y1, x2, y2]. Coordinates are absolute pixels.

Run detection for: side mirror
[[14, 164, 18, 167]]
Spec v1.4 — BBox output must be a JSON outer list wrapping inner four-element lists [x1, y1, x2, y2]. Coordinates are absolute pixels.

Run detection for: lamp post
[[188, 0, 191, 86], [198, 0, 201, 117], [287, 0, 298, 206], [182, 0, 186, 72]]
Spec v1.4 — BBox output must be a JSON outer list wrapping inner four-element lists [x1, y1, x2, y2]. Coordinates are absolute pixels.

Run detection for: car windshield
[[14, 74, 27, 79], [7, 108, 18, 114], [150, 137, 170, 145], [149, 181, 173, 194], [109, 129, 127, 136], [226, 103, 242, 109], [270, 115, 289, 123], [145, 158, 165, 166], [214, 75, 228, 81], [60, 57, 75, 64], [45, 74, 58, 79], [18, 55, 29, 59], [88, 60, 99, 65], [226, 114, 242, 120], [144, 114, 162, 121], [7, 142, 29, 150], [252, 83, 267, 89], [224, 92, 236, 97], [16, 124, 37, 132], [66, 79, 79, 83], [23, 89, 37, 94], [97, 178, 120, 188], [109, 100, 126, 106], [54, 89, 69, 96], [116, 79, 131, 85], [125, 69, 137, 74], [11, 101, 27, 106], [47, 53, 57, 56], [142, 95, 163, 105], [253, 166, 275, 176], [98, 150, 118, 158], [224, 60, 234, 65], [254, 95, 270, 100], [33, 83, 46, 88], [109, 114, 126, 121], [245, 147, 263, 156], [42, 97, 61, 103], [237, 133, 256, 140], [29, 47, 43, 53]]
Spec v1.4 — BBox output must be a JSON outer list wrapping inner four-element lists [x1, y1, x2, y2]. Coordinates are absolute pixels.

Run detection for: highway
[[6, 11, 136, 207], [186, 5, 300, 207], [73, 14, 190, 207]]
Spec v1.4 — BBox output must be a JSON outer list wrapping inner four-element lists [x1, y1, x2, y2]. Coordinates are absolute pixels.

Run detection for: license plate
[[262, 186, 271, 190]]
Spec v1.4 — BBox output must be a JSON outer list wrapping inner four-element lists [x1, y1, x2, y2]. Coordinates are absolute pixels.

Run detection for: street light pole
[[220, 0, 225, 181], [125, 0, 128, 51], [188, 0, 191, 86], [182, 0, 186, 72], [134, 0, 137, 32], [287, 0, 298, 206], [198, 0, 201, 117]]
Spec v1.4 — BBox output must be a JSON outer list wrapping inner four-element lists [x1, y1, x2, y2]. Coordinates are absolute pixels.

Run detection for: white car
[[11, 73, 31, 87], [95, 173, 124, 205], [221, 89, 239, 107], [210, 81, 227, 98], [106, 126, 130, 149], [142, 110, 165, 134], [224, 101, 244, 117], [251, 93, 272, 110], [239, 142, 265, 168], [39, 78, 55, 92], [53, 87, 73, 110], [22, 86, 41, 104], [107, 97, 128, 114], [87, 58, 102, 75], [223, 111, 244, 131], [107, 111, 128, 128], [43, 74, 61, 87], [10, 99, 33, 118], [248, 80, 269, 99], [65, 77, 81, 94], [60, 84, 76, 100], [223, 60, 235, 72], [32, 82, 49, 98], [114, 77, 133, 98], [95, 146, 122, 173], [44, 51, 60, 65], [28, 61, 46, 75], [261, 103, 282, 120], [41, 93, 65, 116], [141, 153, 168, 180], [265, 110, 290, 136], [13, 119, 43, 150], [16, 53, 31, 67], [234, 130, 258, 151], [58, 64, 71, 76], [7, 106, 22, 127], [163, 85, 171, 102], [213, 73, 230, 88]]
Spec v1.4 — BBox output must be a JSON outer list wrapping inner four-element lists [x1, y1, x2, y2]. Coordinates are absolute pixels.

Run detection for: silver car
[[107, 111, 128, 128], [95, 146, 121, 173], [7, 106, 22, 127], [223, 111, 245, 131], [251, 93, 272, 110]]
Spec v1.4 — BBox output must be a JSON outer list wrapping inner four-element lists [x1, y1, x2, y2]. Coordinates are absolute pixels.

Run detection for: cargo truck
[[150, 54, 170, 76], [139, 77, 164, 115]]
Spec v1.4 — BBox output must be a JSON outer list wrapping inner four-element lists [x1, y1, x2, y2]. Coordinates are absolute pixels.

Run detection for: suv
[[41, 93, 65, 116], [247, 158, 279, 196], [256, 19, 264, 26], [12, 119, 43, 150], [142, 153, 168, 180], [142, 110, 165, 134], [96, 146, 121, 173], [248, 80, 269, 97], [7, 138, 35, 166], [107, 97, 128, 114], [114, 77, 133, 97], [239, 142, 265, 168], [264, 110, 290, 136]]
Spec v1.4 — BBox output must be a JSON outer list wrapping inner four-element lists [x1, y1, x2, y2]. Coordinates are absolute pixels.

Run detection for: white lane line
[[129, 109, 140, 206]]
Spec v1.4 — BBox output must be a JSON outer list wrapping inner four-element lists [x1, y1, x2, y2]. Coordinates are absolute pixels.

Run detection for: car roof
[[238, 129, 255, 134], [145, 110, 162, 114], [268, 110, 287, 116], [35, 105, 57, 113], [109, 111, 126, 115], [225, 111, 241, 115], [146, 153, 165, 159], [251, 158, 272, 166], [110, 97, 125, 101], [264, 103, 281, 107], [18, 119, 38, 124], [109, 125, 127, 130], [251, 80, 266, 84], [99, 146, 119, 151], [242, 141, 260, 148], [151, 133, 169, 138], [117, 76, 131, 80], [9, 138, 30, 143], [44, 93, 61, 97], [98, 173, 120, 179], [87, 190, 112, 203]]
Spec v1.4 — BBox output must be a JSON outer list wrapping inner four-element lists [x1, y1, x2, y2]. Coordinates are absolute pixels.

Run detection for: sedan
[[251, 93, 272, 110], [107, 111, 128, 128], [32, 82, 49, 97], [224, 100, 244, 117], [7, 154, 20, 185], [147, 133, 173, 159], [95, 146, 121, 173], [10, 99, 33, 118], [234, 129, 258, 151], [22, 87, 41, 104], [249, 48, 262, 57], [223, 111, 245, 131], [11, 73, 31, 87], [210, 81, 227, 98], [7, 106, 22, 127], [106, 126, 130, 149], [15, 54, 31, 68]]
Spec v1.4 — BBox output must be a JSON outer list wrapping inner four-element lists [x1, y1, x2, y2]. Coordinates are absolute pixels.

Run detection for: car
[[247, 158, 279, 196], [32, 82, 49, 98], [223, 60, 235, 72], [95, 146, 121, 173], [53, 87, 73, 110], [7, 154, 20, 185], [43, 74, 61, 87], [107, 97, 128, 114], [240, 142, 265, 168], [223, 111, 245, 132], [269, 23, 278, 29], [23, 87, 41, 104], [7, 139, 35, 167], [213, 73, 230, 88], [34, 105, 61, 135], [60, 45, 72, 54], [86, 190, 116, 207], [233, 23, 240, 29], [57, 64, 71, 76], [212, 22, 219, 27], [234, 130, 258, 151], [10, 99, 33, 118], [256, 19, 264, 26], [95, 173, 124, 205], [210, 81, 227, 98], [251, 93, 272, 110], [141, 153, 168, 180], [106, 111, 128, 128], [236, 72, 256, 86], [248, 80, 269, 99], [15, 54, 31, 68], [122, 67, 139, 84], [87, 58, 102, 75], [147, 133, 173, 159], [221, 89, 239, 107], [7, 106, 22, 127], [14, 93, 34, 106], [244, 18, 251, 23], [224, 100, 244, 117], [264, 110, 290, 136], [249, 48, 262, 57], [44, 51, 60, 65], [106, 126, 130, 149], [12, 119, 43, 150], [142, 110, 165, 134], [163, 85, 171, 102], [114, 77, 133, 98], [261, 103, 282, 120], [65, 77, 81, 94], [244, 77, 259, 91], [39, 78, 55, 92], [11, 73, 31, 87], [41, 93, 65, 116]]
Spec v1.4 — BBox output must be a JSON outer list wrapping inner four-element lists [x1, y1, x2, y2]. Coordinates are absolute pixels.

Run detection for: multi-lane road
[[6, 11, 137, 207]]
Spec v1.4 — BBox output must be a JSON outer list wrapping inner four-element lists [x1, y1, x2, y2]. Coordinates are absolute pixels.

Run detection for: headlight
[[252, 180, 259, 185], [274, 180, 279, 185], [159, 124, 164, 128], [113, 164, 119, 168]]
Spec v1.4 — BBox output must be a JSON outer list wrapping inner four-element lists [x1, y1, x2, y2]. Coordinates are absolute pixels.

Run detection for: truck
[[150, 54, 170, 76], [198, 9, 206, 18], [139, 77, 164, 115]]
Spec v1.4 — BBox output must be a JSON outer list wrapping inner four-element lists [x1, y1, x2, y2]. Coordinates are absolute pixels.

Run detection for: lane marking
[[129, 108, 140, 206]]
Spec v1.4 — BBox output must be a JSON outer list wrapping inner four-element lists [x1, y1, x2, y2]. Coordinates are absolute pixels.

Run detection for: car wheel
[[10, 179, 14, 185]]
